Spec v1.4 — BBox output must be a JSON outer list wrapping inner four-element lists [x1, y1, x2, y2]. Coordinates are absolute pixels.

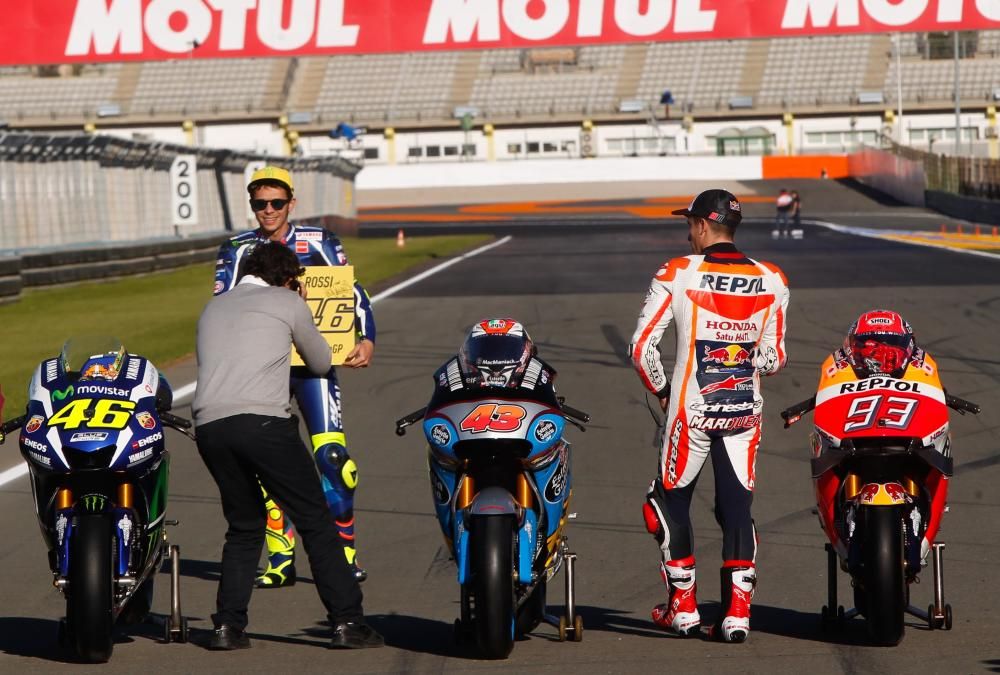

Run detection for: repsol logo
[[705, 320, 758, 331], [699, 274, 766, 294], [839, 378, 922, 394]]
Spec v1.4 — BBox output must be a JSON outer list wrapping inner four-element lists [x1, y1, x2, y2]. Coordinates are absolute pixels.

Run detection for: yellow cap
[[247, 166, 294, 194]]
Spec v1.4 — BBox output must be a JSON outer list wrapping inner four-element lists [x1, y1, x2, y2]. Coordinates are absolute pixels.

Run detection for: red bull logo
[[858, 482, 908, 505], [702, 344, 752, 367]]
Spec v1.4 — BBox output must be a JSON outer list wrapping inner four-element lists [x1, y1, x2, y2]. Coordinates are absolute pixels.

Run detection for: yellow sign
[[292, 266, 356, 366]]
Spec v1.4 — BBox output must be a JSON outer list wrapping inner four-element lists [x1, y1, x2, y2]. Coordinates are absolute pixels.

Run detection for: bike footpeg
[[165, 519, 180, 527]]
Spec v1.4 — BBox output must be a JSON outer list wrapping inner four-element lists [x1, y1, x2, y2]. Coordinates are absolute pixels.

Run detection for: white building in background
[[97, 109, 994, 165]]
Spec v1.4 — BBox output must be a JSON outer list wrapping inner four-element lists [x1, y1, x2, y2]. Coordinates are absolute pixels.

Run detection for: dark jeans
[[197, 414, 364, 630]]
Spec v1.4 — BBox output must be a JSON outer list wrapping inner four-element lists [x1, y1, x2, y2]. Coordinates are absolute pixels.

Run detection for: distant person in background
[[791, 191, 801, 231], [774, 189, 793, 238]]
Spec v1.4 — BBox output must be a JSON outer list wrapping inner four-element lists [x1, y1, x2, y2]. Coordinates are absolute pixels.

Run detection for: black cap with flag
[[671, 189, 742, 227]]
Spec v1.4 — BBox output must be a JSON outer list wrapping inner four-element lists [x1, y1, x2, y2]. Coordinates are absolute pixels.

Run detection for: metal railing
[[0, 131, 361, 252], [881, 135, 1000, 199]]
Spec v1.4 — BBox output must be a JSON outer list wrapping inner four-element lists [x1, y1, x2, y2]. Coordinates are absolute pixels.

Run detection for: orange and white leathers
[[630, 246, 790, 495]]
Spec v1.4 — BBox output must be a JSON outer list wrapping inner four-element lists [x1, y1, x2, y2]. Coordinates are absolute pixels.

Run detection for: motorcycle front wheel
[[67, 514, 115, 662], [470, 514, 515, 659], [861, 507, 906, 646]]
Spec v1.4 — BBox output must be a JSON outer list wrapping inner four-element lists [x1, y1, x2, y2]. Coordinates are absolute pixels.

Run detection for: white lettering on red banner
[[2, 0, 997, 66]]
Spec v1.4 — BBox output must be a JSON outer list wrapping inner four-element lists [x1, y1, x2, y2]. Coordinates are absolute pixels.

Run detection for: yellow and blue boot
[[255, 491, 297, 588]]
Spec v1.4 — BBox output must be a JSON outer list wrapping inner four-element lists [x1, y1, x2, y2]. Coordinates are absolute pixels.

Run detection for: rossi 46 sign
[[4, 1, 1000, 65], [291, 265, 355, 367]]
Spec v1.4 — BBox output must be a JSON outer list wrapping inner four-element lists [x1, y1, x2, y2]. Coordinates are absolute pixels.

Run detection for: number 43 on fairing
[[459, 403, 526, 433]]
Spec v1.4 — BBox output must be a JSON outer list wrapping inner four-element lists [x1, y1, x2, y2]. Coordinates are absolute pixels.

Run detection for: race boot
[[651, 555, 701, 637], [337, 516, 367, 583], [255, 496, 296, 588], [710, 563, 756, 643]]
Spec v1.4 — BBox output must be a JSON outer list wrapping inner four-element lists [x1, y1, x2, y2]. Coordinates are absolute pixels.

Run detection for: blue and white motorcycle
[[395, 319, 589, 659], [0, 336, 192, 663]]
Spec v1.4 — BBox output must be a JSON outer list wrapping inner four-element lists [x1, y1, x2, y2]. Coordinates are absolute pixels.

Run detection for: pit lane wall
[[0, 131, 359, 300]]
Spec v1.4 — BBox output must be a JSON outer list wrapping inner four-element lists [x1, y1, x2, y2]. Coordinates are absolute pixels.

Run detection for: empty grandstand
[[2, 32, 998, 158]]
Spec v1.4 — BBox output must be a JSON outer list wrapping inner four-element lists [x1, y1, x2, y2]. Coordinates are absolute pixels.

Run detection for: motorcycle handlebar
[[946, 394, 981, 415], [780, 396, 816, 429], [160, 412, 193, 430], [395, 407, 427, 436], [560, 403, 590, 425], [0, 415, 27, 442]]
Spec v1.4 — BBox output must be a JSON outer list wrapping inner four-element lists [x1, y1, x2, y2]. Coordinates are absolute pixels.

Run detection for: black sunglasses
[[250, 198, 290, 212]]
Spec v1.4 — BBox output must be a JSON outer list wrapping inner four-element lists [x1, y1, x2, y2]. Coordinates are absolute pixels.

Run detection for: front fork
[[52, 486, 139, 588]]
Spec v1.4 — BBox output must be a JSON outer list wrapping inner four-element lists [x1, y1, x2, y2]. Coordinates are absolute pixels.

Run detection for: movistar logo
[[52, 386, 74, 401], [80, 494, 107, 513]]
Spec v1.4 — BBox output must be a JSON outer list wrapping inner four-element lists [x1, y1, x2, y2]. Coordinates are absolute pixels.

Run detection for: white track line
[[0, 235, 513, 489], [808, 219, 1000, 262]]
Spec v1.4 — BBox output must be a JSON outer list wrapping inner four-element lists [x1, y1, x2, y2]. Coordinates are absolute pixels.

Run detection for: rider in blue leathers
[[213, 166, 375, 586]]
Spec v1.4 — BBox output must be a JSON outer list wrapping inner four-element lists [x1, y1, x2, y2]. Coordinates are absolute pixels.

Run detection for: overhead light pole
[[954, 31, 961, 155]]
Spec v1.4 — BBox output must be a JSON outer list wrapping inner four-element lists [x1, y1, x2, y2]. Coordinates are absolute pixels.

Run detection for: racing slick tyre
[[67, 514, 115, 662], [861, 507, 906, 646], [515, 580, 545, 637], [471, 515, 515, 659]]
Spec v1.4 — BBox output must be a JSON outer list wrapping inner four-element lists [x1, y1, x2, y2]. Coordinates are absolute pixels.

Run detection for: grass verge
[[0, 234, 490, 415]]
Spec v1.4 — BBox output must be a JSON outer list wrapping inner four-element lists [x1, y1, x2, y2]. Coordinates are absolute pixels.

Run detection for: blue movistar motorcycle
[[0, 336, 192, 663], [395, 319, 589, 659]]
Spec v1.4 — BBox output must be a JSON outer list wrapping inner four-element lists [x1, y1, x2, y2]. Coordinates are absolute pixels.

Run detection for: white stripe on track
[[0, 234, 513, 490], [808, 219, 1000, 262]]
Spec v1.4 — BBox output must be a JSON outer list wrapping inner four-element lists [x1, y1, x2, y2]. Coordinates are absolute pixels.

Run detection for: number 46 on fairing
[[47, 399, 136, 430]]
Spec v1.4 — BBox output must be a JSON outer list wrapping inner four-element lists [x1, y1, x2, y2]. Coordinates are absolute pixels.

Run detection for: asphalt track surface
[[0, 180, 998, 673]]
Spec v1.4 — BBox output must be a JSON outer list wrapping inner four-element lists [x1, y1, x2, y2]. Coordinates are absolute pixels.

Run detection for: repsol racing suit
[[214, 224, 375, 583], [629, 241, 789, 636]]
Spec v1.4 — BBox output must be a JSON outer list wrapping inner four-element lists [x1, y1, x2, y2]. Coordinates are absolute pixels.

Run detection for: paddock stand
[[819, 542, 952, 631]]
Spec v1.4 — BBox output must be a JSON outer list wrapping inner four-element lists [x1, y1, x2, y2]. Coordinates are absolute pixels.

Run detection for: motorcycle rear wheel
[[67, 514, 115, 662], [862, 507, 906, 646], [471, 515, 515, 659]]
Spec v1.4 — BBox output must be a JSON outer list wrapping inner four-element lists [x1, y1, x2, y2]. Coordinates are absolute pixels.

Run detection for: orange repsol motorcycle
[[782, 348, 979, 645]]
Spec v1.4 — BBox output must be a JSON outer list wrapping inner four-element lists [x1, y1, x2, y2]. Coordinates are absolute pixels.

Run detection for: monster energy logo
[[52, 386, 74, 401], [80, 494, 107, 513]]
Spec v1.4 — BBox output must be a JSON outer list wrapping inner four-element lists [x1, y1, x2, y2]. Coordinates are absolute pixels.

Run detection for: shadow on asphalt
[[0, 614, 185, 662], [834, 178, 908, 207]]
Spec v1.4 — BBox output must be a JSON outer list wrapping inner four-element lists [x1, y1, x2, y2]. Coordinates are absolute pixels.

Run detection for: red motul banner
[[3, 0, 1000, 66]]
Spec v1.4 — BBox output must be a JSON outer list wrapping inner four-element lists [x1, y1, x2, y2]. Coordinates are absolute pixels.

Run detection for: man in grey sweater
[[193, 241, 383, 650]]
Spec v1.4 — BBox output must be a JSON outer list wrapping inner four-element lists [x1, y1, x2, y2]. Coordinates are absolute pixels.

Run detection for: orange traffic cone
[[993, 226, 999, 238], [956, 224, 963, 236], [975, 224, 982, 236], [396, 229, 405, 248], [940, 223, 946, 234]]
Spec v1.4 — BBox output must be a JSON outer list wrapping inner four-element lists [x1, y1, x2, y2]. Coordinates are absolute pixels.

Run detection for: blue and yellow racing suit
[[214, 224, 376, 584]]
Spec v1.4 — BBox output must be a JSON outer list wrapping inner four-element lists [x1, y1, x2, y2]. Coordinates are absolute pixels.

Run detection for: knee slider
[[643, 501, 663, 537]]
